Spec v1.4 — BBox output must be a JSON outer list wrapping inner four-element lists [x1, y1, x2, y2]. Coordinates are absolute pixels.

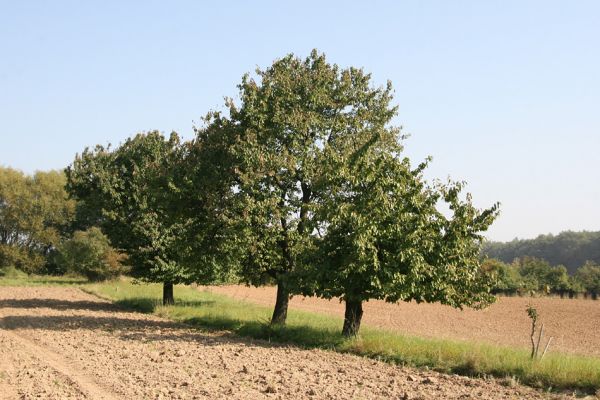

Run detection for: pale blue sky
[[1, 1, 599, 241]]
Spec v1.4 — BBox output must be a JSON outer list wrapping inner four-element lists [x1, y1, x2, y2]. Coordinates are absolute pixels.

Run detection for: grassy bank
[[81, 279, 600, 394]]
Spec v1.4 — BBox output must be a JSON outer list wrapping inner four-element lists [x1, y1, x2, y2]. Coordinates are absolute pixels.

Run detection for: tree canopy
[[199, 50, 500, 333], [0, 167, 75, 273], [202, 50, 371, 323], [66, 132, 190, 304], [280, 70, 501, 335]]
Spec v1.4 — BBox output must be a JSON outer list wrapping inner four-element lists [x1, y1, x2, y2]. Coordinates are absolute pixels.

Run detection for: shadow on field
[[0, 297, 215, 314], [0, 298, 121, 312], [0, 294, 345, 351], [0, 314, 178, 332], [0, 312, 331, 354], [107, 297, 344, 349]]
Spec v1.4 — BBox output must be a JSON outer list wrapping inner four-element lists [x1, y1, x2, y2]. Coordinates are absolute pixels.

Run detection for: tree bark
[[271, 280, 289, 325], [342, 299, 363, 337], [163, 282, 174, 306]]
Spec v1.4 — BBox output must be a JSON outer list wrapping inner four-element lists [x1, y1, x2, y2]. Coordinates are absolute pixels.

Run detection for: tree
[[308, 147, 499, 336], [574, 261, 600, 298], [177, 115, 243, 286], [480, 258, 523, 294], [56, 227, 127, 281], [545, 265, 571, 295], [0, 167, 75, 273], [66, 132, 189, 304], [206, 50, 367, 324], [512, 257, 572, 295]]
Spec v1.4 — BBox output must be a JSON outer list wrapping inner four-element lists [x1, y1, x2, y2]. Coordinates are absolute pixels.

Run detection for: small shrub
[[0, 265, 29, 279], [0, 244, 45, 274], [56, 227, 127, 281]]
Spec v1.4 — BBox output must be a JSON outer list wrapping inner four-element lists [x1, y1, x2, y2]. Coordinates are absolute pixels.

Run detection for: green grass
[[81, 279, 600, 394], [0, 266, 87, 286]]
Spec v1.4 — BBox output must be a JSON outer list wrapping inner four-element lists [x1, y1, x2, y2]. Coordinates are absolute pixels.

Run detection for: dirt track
[[0, 287, 569, 399], [204, 285, 600, 357]]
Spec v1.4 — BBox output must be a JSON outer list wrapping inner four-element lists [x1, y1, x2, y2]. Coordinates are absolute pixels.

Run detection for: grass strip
[[0, 267, 87, 286]]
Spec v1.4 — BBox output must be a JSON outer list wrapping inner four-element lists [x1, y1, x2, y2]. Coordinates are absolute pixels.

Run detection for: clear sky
[[1, 1, 598, 242]]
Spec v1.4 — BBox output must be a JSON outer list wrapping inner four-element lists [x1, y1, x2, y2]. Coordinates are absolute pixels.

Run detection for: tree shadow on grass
[[108, 296, 346, 349], [0, 297, 215, 314], [181, 314, 346, 350], [114, 297, 216, 314]]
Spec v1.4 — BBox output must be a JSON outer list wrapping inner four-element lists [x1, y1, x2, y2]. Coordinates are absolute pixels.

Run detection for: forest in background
[[483, 231, 600, 274]]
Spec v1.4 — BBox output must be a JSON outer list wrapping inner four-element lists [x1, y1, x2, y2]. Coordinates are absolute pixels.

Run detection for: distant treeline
[[483, 231, 600, 274], [482, 257, 600, 299]]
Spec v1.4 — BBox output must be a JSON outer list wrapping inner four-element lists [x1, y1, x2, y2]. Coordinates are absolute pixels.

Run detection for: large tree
[[66, 132, 190, 304], [205, 50, 397, 324], [175, 116, 243, 286], [245, 52, 503, 336], [310, 149, 499, 336]]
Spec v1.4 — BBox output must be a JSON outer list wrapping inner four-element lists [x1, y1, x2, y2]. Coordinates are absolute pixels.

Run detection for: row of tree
[[483, 231, 600, 274], [482, 256, 600, 298], [64, 51, 500, 336], [3, 51, 500, 336]]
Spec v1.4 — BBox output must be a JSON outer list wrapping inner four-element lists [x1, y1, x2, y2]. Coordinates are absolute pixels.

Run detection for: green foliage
[[66, 132, 193, 286], [481, 258, 523, 294], [574, 261, 600, 295], [236, 51, 503, 334], [55, 227, 126, 281], [483, 257, 579, 295], [483, 231, 600, 274], [176, 118, 243, 284], [0, 244, 46, 274], [514, 257, 572, 295], [0, 265, 29, 279], [201, 50, 401, 322], [526, 304, 538, 322], [208, 50, 347, 289], [310, 148, 499, 311], [0, 167, 75, 273], [200, 50, 500, 327]]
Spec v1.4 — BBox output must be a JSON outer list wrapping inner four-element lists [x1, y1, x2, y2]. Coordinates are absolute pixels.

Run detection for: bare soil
[[205, 285, 600, 357], [0, 287, 570, 399]]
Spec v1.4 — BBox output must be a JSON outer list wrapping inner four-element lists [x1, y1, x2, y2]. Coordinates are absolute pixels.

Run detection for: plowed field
[[0, 287, 568, 399]]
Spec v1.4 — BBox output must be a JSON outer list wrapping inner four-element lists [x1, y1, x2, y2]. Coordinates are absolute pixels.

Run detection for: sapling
[[526, 304, 553, 360]]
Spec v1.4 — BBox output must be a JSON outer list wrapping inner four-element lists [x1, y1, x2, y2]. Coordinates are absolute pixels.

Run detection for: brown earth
[[0, 287, 573, 399], [204, 285, 600, 357]]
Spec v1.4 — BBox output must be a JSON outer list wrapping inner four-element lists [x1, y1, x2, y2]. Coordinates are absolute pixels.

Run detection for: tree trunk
[[342, 299, 363, 337], [163, 282, 174, 306], [271, 280, 289, 325]]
